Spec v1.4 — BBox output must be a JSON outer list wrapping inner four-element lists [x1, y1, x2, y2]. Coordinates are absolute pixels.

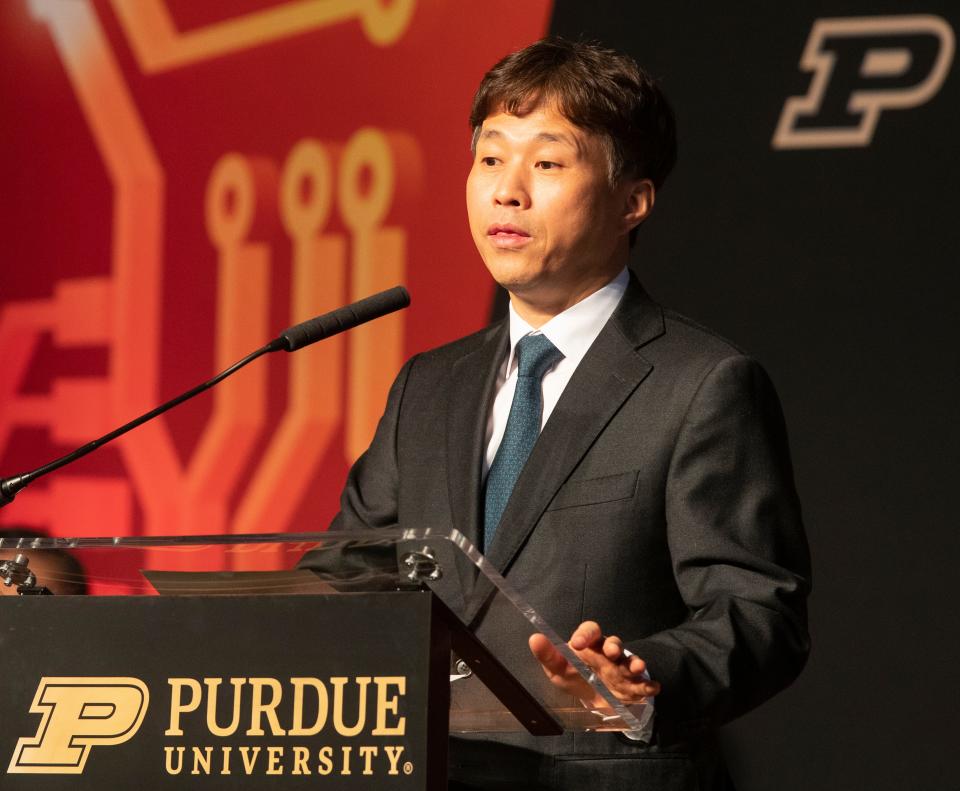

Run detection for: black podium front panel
[[0, 593, 439, 789]]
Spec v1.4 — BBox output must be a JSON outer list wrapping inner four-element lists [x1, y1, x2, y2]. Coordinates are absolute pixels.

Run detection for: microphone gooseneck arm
[[0, 343, 276, 507], [0, 285, 410, 508]]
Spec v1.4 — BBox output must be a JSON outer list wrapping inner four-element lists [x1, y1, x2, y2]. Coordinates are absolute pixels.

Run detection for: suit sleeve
[[627, 354, 811, 736], [328, 355, 418, 532]]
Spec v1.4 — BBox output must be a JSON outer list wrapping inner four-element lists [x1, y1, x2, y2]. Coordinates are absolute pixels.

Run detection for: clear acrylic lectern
[[0, 528, 651, 789]]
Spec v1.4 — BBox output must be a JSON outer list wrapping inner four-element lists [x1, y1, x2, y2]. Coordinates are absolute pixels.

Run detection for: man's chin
[[484, 264, 546, 296], [494, 279, 551, 306], [494, 275, 535, 291]]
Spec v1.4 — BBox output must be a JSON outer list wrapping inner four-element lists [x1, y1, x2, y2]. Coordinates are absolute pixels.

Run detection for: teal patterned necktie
[[483, 333, 564, 551]]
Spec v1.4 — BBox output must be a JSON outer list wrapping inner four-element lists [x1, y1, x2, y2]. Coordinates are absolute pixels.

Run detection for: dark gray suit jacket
[[326, 275, 811, 789]]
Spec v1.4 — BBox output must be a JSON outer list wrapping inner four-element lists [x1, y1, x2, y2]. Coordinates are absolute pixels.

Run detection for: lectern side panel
[[0, 594, 434, 790]]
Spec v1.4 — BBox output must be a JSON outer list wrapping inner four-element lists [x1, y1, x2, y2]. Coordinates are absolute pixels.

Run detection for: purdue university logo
[[7, 674, 410, 778], [7, 678, 149, 774], [773, 14, 955, 148]]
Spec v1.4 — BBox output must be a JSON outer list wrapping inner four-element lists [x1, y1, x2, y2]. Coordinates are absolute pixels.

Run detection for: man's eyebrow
[[534, 131, 577, 147], [478, 128, 581, 150]]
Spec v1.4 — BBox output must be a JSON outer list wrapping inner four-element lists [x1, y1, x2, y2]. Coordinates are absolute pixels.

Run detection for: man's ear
[[623, 178, 655, 231]]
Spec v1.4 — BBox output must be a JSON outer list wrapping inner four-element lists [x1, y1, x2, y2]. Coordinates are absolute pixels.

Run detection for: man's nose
[[493, 165, 530, 209]]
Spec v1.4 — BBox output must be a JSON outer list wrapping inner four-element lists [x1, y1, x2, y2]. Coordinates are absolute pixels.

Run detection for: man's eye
[[537, 161, 559, 170], [480, 156, 498, 166]]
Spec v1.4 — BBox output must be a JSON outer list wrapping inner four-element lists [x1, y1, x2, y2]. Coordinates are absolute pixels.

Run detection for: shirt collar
[[504, 267, 629, 376]]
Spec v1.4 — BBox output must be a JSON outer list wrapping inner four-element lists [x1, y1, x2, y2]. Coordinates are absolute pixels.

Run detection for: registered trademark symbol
[[403, 761, 414, 775]]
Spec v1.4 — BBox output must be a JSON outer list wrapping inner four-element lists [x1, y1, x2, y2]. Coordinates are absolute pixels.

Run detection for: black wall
[[543, 3, 959, 789]]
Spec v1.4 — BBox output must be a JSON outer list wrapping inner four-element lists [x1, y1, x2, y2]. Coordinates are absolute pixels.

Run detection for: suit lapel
[[446, 320, 510, 549], [485, 276, 666, 573]]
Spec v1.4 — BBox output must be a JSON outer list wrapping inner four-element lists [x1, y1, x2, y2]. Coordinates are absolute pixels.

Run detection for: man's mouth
[[487, 224, 531, 248]]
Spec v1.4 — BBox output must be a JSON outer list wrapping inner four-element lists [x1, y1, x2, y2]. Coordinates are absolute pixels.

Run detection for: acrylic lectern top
[[0, 527, 652, 740]]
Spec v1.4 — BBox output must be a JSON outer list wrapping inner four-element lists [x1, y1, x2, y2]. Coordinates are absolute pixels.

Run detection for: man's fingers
[[602, 635, 624, 661], [569, 620, 602, 650], [535, 623, 661, 706], [644, 680, 662, 696], [531, 634, 661, 709], [528, 633, 571, 678], [627, 654, 647, 675]]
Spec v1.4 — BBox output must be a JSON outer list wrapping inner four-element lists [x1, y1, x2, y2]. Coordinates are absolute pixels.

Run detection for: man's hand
[[529, 621, 661, 712]]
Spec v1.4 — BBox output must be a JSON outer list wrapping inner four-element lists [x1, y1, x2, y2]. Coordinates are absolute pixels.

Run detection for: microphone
[[0, 286, 411, 508], [276, 285, 410, 352]]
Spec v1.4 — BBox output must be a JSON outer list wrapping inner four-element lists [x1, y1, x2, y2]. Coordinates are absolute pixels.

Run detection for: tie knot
[[515, 333, 564, 380]]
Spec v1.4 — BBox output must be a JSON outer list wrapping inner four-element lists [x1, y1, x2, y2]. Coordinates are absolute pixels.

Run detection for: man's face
[[466, 103, 647, 317]]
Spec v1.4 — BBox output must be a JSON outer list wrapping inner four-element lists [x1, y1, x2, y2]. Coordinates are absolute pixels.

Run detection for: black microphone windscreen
[[279, 286, 410, 352]]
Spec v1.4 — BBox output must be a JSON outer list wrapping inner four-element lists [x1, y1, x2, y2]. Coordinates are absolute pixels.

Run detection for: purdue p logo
[[773, 14, 955, 148], [8, 678, 149, 774]]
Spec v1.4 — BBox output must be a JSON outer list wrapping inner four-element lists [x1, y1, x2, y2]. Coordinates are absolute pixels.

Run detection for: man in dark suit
[[320, 38, 811, 789]]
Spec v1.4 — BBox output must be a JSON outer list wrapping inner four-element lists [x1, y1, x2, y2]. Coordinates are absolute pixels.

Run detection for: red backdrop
[[0, 0, 552, 584]]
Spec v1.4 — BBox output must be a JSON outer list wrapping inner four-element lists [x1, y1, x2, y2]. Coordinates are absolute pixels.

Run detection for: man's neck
[[509, 271, 627, 328]]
